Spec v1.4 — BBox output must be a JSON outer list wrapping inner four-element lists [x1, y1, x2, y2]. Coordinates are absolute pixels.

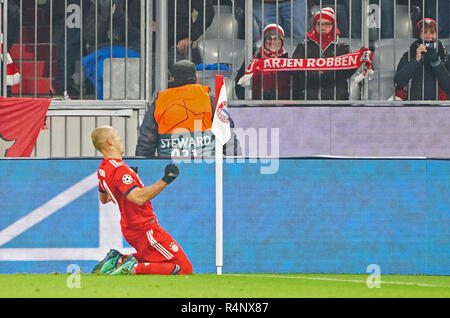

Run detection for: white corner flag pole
[[215, 139, 223, 276], [212, 74, 231, 276]]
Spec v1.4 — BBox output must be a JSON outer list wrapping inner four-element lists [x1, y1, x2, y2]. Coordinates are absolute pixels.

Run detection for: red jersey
[[97, 158, 156, 236]]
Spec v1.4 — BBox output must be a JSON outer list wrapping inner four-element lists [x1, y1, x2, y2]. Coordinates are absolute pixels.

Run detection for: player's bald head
[[91, 126, 117, 152]]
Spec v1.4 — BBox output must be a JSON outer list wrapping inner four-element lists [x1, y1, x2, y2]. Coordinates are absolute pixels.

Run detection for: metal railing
[[1, 0, 152, 100], [31, 99, 148, 157], [1, 0, 449, 102]]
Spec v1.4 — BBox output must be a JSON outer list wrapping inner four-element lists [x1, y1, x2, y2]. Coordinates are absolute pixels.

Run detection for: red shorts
[[125, 221, 193, 275]]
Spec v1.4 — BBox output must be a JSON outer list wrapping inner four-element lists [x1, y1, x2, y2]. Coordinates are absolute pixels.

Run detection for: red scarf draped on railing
[[237, 47, 374, 88]]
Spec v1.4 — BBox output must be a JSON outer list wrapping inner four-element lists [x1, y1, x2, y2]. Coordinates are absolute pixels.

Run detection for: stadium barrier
[[0, 158, 448, 275], [30, 100, 148, 157], [25, 103, 450, 158]]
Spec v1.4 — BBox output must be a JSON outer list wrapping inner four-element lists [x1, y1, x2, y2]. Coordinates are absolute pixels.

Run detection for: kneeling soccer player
[[91, 125, 193, 275]]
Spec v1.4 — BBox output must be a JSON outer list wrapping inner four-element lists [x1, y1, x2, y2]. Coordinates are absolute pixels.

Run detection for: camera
[[424, 41, 437, 50]]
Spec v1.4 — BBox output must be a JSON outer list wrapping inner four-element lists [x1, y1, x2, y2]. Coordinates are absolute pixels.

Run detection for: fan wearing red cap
[[239, 23, 291, 100], [291, 7, 356, 100], [394, 18, 449, 100], [310, 6, 340, 50]]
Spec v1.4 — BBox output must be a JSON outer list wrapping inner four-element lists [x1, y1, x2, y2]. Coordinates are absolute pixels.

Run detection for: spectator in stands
[[235, 24, 291, 100], [394, 18, 449, 101], [81, 0, 141, 99], [83, 0, 141, 53], [135, 60, 240, 158], [5, 0, 20, 51], [292, 7, 356, 100], [423, 0, 450, 39], [55, 0, 93, 97], [167, 0, 215, 67], [1, 0, 20, 96], [253, 0, 306, 45], [342, 0, 394, 39], [55, 0, 140, 98]]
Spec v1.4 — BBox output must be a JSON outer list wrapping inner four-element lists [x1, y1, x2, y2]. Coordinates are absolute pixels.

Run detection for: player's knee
[[179, 261, 193, 275]]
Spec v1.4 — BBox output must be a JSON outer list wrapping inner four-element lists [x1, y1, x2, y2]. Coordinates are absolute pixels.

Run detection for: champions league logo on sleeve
[[216, 101, 230, 124]]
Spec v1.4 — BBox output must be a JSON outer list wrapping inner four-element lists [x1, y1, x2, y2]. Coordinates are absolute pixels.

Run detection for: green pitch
[[0, 273, 449, 298]]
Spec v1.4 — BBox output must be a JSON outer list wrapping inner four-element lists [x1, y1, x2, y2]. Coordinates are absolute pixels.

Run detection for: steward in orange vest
[[135, 60, 240, 157]]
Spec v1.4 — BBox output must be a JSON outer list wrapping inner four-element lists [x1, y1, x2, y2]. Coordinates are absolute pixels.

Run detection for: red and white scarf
[[238, 47, 374, 88], [258, 46, 288, 59], [1, 34, 21, 86], [307, 28, 340, 50]]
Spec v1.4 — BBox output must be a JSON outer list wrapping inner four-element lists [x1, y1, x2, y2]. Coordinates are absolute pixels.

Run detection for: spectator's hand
[[416, 44, 427, 62], [162, 164, 179, 184], [177, 38, 190, 55], [425, 46, 440, 65], [112, 0, 125, 18], [152, 21, 157, 32]]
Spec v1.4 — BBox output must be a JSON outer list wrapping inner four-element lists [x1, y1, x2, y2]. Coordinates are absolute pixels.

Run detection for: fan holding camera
[[395, 18, 450, 101]]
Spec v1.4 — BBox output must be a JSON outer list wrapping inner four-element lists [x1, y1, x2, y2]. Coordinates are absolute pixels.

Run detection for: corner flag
[[211, 75, 231, 146], [212, 74, 231, 276]]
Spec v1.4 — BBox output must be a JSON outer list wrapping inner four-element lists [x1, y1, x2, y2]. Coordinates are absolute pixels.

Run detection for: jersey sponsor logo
[[98, 169, 105, 177], [122, 174, 133, 185]]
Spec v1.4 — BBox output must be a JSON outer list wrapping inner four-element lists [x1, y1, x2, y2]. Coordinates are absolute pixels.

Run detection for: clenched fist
[[162, 164, 179, 184]]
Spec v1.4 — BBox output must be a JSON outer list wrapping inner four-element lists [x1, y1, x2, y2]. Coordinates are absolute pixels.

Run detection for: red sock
[[133, 262, 178, 275]]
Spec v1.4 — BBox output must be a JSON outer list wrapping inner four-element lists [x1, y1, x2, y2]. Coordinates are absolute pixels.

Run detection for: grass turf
[[0, 273, 449, 298]]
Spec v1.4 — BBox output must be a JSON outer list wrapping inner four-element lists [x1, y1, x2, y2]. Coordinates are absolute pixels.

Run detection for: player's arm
[[99, 191, 112, 204], [126, 164, 179, 206], [126, 179, 167, 205], [98, 181, 112, 204]]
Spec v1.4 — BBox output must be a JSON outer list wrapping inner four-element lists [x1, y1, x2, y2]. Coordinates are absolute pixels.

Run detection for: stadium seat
[[372, 38, 412, 73], [103, 58, 141, 100], [338, 38, 363, 52], [394, 4, 415, 38], [196, 69, 235, 100], [282, 38, 299, 57], [349, 76, 361, 100], [201, 5, 240, 40], [368, 70, 396, 100], [197, 39, 246, 72]]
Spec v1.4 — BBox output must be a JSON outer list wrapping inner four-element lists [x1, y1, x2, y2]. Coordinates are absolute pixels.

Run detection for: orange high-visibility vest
[[154, 84, 213, 134]]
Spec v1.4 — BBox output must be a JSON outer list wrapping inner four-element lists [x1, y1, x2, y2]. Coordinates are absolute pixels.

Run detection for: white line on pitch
[[226, 274, 450, 289], [0, 172, 98, 247]]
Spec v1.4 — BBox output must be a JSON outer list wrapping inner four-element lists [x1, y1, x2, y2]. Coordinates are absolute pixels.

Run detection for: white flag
[[211, 74, 231, 146]]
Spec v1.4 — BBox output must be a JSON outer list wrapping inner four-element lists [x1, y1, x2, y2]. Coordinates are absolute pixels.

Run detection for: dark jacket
[[6, 0, 20, 51], [83, 0, 141, 53], [167, 0, 215, 46], [292, 38, 356, 100], [394, 39, 449, 100], [135, 83, 240, 158]]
